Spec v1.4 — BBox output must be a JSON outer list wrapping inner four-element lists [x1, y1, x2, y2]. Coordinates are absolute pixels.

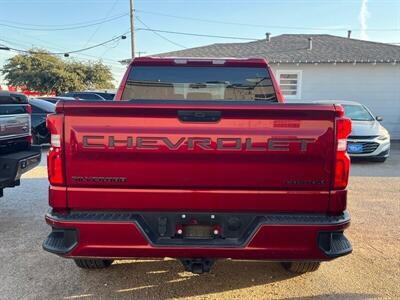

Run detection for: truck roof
[[130, 56, 269, 67]]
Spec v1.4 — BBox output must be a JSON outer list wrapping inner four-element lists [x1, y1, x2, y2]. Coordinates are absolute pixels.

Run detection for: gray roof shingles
[[153, 34, 400, 63]]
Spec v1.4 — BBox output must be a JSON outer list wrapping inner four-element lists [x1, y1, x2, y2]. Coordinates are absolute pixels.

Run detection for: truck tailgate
[[0, 104, 30, 141], [0, 103, 30, 154], [61, 101, 335, 194]]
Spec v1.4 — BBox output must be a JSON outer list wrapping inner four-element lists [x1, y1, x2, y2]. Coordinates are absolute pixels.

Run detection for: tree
[[1, 49, 114, 94]]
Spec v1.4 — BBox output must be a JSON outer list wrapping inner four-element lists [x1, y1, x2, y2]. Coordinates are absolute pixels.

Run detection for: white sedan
[[315, 100, 390, 162]]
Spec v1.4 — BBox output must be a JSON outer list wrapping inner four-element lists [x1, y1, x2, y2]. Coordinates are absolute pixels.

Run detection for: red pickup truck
[[44, 57, 352, 274]]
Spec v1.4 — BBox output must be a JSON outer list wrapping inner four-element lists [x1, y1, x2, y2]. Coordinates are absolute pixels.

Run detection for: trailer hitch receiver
[[180, 258, 215, 274]]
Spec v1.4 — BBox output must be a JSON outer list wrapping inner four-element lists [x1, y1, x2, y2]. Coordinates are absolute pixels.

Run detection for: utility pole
[[129, 0, 135, 59]]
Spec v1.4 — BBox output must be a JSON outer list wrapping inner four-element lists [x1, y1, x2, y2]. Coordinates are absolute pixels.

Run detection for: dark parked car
[[36, 96, 76, 104], [60, 91, 115, 101], [29, 98, 55, 145]]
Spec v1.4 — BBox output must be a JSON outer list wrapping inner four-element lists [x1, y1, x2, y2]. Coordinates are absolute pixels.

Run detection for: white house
[[147, 34, 400, 139]]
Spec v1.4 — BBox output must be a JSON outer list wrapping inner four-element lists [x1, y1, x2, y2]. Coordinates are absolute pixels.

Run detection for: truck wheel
[[281, 261, 320, 273], [74, 259, 114, 269]]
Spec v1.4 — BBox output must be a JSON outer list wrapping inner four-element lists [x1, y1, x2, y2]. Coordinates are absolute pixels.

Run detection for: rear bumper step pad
[[318, 231, 352, 258], [43, 228, 78, 255]]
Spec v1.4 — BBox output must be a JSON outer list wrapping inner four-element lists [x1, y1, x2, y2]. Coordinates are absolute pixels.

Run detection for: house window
[[276, 70, 302, 100]]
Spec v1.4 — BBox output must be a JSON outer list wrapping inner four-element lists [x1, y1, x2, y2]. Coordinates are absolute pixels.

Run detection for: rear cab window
[[121, 66, 278, 102]]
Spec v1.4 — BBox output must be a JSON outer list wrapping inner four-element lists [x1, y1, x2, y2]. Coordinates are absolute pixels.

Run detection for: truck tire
[[74, 259, 114, 269], [281, 261, 320, 273]]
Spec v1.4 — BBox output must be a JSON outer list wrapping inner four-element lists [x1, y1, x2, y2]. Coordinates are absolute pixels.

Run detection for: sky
[[0, 0, 399, 85]]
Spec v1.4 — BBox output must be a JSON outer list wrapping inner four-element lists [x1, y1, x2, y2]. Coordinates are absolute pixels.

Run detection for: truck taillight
[[46, 114, 64, 185], [333, 105, 352, 190]]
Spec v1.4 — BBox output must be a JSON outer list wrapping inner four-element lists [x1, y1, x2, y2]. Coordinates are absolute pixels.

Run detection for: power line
[[0, 35, 126, 67], [1, 27, 262, 57], [135, 16, 187, 49], [83, 0, 120, 48], [0, 41, 127, 74], [1, 25, 259, 59], [0, 47, 114, 92], [135, 9, 400, 32], [6, 22, 128, 64], [1, 46, 61, 68], [0, 38, 27, 50], [0, 13, 128, 31], [0, 12, 128, 28], [135, 28, 258, 41], [1, 31, 130, 55]]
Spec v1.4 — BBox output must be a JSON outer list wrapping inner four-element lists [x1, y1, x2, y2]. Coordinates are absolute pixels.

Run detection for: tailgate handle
[[178, 110, 221, 122]]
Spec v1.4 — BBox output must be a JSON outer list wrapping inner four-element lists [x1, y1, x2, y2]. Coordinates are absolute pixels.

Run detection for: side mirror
[[376, 116, 383, 122]]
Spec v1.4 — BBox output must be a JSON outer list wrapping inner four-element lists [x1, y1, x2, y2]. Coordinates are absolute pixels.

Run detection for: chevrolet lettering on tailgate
[[82, 136, 315, 152]]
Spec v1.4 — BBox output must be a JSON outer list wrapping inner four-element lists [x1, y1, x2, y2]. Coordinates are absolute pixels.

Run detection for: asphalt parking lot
[[0, 144, 399, 299]]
